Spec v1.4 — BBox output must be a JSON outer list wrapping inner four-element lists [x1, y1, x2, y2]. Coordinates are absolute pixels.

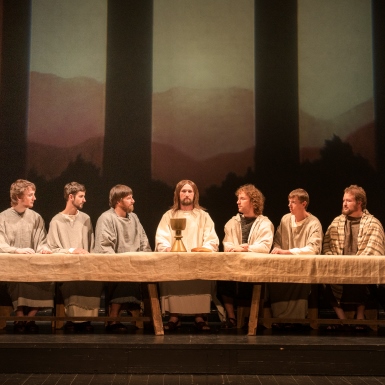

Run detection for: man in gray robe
[[0, 179, 53, 333], [93, 184, 151, 333], [47, 181, 102, 333], [268, 188, 323, 329]]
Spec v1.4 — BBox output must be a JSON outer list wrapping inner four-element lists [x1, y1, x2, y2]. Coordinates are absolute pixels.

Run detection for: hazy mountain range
[[299, 99, 375, 167], [28, 71, 105, 148], [27, 72, 375, 188]]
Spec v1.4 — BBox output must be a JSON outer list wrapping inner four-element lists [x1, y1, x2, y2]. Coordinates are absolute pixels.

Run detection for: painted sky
[[153, 0, 255, 93], [298, 0, 373, 122], [30, 0, 107, 82], [28, 0, 374, 154]]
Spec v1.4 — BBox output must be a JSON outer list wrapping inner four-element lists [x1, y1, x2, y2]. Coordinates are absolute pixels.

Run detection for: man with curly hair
[[268, 188, 323, 329], [219, 184, 274, 328]]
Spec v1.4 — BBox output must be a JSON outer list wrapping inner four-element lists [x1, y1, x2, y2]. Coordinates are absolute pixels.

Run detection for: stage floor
[[1, 321, 385, 377], [1, 373, 385, 385]]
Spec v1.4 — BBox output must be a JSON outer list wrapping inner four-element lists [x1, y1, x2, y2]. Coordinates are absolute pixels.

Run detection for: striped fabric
[[323, 210, 385, 257]]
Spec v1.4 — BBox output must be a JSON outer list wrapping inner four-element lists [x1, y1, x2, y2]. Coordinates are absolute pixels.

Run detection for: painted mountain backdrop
[[27, 72, 375, 189]]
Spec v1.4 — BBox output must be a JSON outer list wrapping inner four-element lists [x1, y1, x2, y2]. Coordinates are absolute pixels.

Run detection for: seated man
[[268, 188, 323, 329], [93, 184, 152, 333], [47, 182, 102, 333], [0, 179, 53, 333], [155, 179, 220, 332], [323, 185, 385, 331], [219, 184, 273, 328]]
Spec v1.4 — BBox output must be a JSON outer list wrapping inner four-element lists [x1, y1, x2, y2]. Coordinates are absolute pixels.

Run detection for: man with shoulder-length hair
[[93, 184, 151, 333], [0, 179, 53, 333], [218, 184, 274, 328], [268, 188, 323, 329], [156, 179, 220, 332], [323, 185, 384, 331], [47, 182, 102, 333]]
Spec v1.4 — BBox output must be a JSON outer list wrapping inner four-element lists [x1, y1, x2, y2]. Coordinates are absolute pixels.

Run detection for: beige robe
[[0, 208, 54, 310], [223, 214, 274, 253], [47, 211, 102, 317], [268, 213, 323, 319], [156, 208, 220, 315]]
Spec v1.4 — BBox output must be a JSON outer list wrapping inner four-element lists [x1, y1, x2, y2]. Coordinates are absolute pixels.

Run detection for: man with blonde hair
[[0, 179, 53, 333], [156, 179, 220, 331], [93, 184, 151, 333], [268, 188, 323, 329], [323, 185, 384, 330], [47, 182, 101, 333], [219, 184, 274, 328]]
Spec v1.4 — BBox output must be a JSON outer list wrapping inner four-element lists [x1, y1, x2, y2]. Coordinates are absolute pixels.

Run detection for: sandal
[[25, 321, 39, 334], [326, 324, 345, 332], [13, 321, 26, 334], [105, 322, 128, 333], [163, 319, 181, 331], [272, 323, 284, 331], [76, 321, 94, 333], [194, 321, 210, 332], [221, 318, 237, 329], [64, 321, 76, 333], [354, 324, 369, 332]]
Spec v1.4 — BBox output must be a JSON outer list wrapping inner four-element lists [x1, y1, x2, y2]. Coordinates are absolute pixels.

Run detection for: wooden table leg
[[248, 284, 262, 336], [0, 306, 12, 329], [147, 283, 164, 336], [54, 284, 65, 330], [308, 284, 319, 330], [0, 284, 12, 330]]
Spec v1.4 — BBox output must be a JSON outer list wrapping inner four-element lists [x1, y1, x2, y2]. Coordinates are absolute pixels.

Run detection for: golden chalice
[[170, 218, 187, 252]]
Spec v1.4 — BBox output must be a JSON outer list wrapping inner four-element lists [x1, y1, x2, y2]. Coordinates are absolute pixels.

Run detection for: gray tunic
[[0, 208, 54, 310], [329, 216, 369, 306], [47, 211, 102, 314], [93, 208, 151, 304]]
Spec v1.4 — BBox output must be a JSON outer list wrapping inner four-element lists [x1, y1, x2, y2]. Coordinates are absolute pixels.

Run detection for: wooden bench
[[0, 283, 164, 335]]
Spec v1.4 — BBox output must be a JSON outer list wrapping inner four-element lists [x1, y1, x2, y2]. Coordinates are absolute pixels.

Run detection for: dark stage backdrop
[[0, 0, 384, 249]]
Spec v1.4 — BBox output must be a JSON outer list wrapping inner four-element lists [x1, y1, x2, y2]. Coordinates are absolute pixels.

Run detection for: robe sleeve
[[0, 219, 17, 253], [155, 213, 173, 252], [138, 222, 152, 252], [33, 215, 51, 253], [248, 218, 274, 253], [47, 220, 70, 253], [223, 218, 238, 252], [289, 222, 323, 255], [94, 215, 117, 254], [201, 213, 219, 251]]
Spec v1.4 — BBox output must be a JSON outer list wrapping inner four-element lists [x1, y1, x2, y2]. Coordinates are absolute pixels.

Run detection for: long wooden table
[[1, 252, 385, 335]]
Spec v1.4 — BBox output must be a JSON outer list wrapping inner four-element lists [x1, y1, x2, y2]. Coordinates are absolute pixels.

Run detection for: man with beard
[[323, 185, 384, 330], [267, 188, 323, 329], [93, 184, 151, 333], [0, 179, 53, 333], [47, 182, 101, 333], [219, 184, 274, 328], [155, 179, 220, 331]]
